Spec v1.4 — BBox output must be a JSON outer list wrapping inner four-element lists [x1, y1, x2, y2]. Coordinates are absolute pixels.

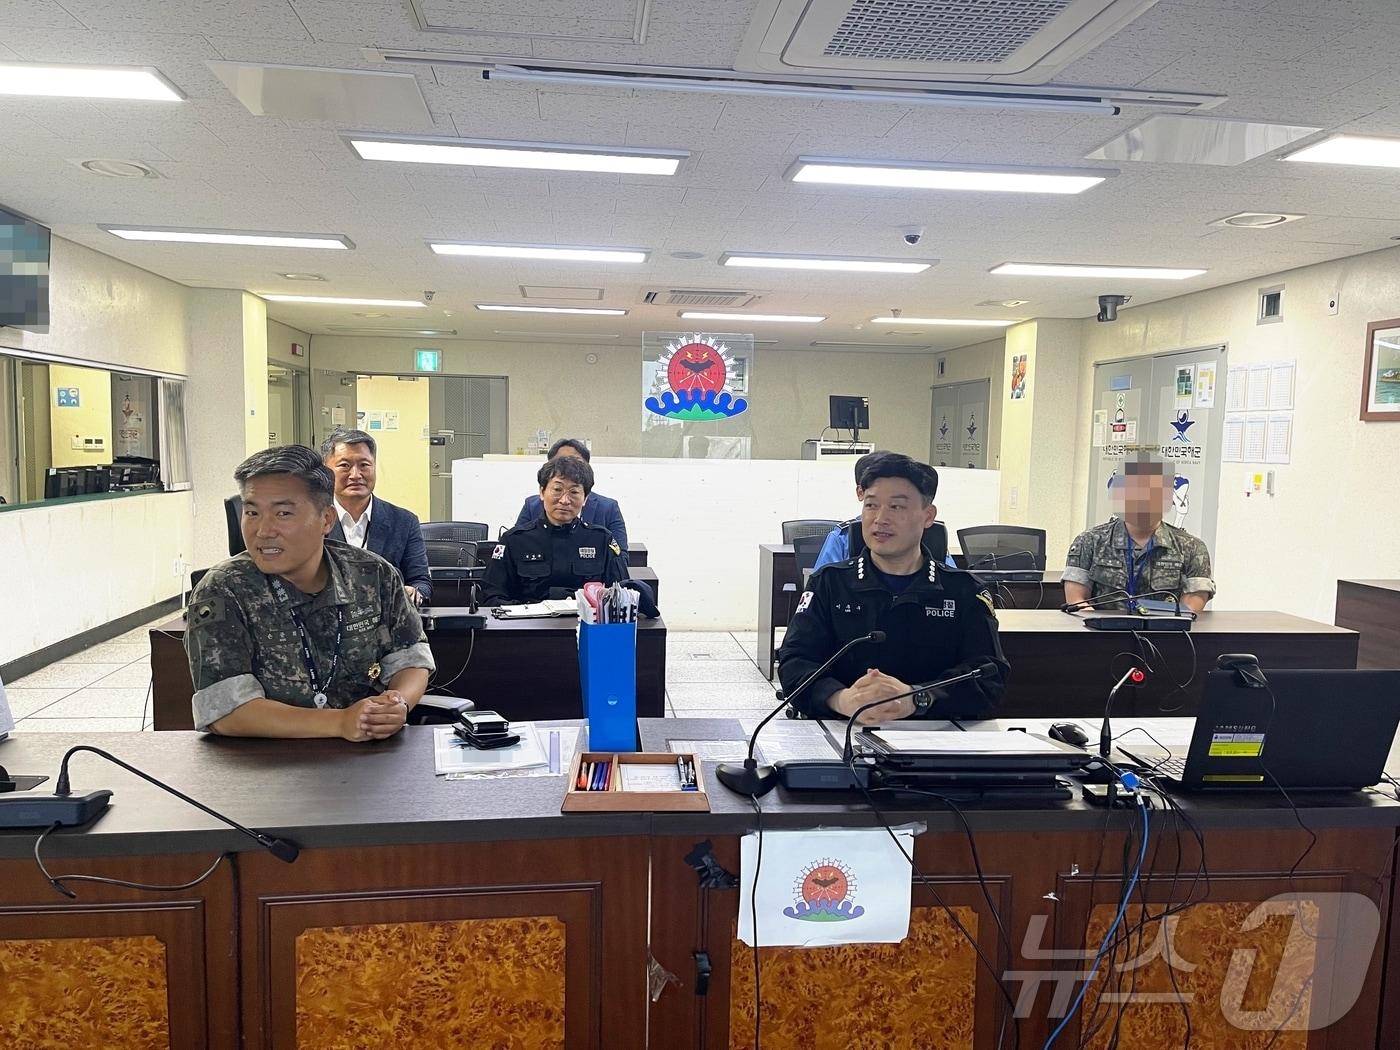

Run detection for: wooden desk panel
[[1337, 580, 1400, 669], [151, 615, 667, 730]]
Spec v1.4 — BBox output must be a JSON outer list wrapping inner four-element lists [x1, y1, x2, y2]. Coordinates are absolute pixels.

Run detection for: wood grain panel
[[0, 934, 170, 1048], [1079, 901, 1314, 1050], [726, 906, 978, 1050], [295, 916, 565, 1049]]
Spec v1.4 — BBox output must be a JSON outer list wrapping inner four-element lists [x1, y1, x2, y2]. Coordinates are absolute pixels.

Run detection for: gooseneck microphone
[[841, 660, 1003, 763], [54, 746, 301, 864], [715, 631, 885, 797], [1099, 667, 1147, 761]]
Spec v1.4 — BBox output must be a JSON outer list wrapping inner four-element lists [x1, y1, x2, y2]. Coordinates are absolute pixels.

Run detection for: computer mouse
[[1048, 722, 1089, 748]]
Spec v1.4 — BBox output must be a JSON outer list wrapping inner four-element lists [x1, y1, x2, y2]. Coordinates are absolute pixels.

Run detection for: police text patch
[[925, 599, 957, 618], [578, 546, 596, 558]]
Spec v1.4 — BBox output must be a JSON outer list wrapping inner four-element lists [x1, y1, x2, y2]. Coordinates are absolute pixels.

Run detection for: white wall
[[454, 456, 1002, 629], [307, 336, 942, 462], [0, 237, 193, 662], [1070, 244, 1400, 623]]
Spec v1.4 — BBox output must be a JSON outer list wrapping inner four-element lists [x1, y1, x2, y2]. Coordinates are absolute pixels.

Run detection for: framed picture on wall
[[1361, 317, 1400, 420]]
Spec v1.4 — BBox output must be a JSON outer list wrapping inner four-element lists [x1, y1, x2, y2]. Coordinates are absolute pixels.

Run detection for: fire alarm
[[290, 343, 305, 357]]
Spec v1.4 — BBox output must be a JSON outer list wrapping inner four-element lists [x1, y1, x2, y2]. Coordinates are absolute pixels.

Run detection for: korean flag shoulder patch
[[795, 591, 814, 614], [491, 543, 506, 560]]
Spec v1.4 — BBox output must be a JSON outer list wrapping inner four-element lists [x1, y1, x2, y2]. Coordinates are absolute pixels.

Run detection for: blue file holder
[[579, 621, 638, 752]]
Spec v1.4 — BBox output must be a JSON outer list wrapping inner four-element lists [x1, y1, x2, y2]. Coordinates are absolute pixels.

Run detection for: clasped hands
[[832, 668, 916, 725], [340, 689, 410, 742]]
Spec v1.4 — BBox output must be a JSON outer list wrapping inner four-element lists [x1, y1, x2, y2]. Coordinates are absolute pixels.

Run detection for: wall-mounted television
[[0, 204, 51, 329]]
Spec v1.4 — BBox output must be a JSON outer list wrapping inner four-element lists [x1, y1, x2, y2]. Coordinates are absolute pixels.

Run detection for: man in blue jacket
[[321, 428, 433, 606], [514, 438, 628, 550]]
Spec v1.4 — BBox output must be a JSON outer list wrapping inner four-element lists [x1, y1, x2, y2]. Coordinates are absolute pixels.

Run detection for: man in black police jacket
[[482, 454, 631, 605], [779, 455, 1008, 723]]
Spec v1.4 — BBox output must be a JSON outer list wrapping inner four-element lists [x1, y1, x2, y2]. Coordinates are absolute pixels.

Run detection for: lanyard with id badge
[[267, 576, 344, 708]]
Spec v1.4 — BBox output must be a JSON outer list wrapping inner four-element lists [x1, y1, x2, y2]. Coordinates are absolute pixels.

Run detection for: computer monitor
[[829, 395, 870, 436]]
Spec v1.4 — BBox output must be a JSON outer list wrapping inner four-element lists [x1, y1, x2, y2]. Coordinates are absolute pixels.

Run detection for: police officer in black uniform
[[482, 454, 632, 604], [779, 455, 1008, 722]]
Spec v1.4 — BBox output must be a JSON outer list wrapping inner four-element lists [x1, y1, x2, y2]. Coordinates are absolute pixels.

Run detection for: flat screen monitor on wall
[[829, 394, 870, 434], [0, 204, 51, 329]]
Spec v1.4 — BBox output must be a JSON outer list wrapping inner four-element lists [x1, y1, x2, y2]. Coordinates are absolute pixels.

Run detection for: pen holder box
[[561, 752, 710, 812], [578, 621, 637, 752]]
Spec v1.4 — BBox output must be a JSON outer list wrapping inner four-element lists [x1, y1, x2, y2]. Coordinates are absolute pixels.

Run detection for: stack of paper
[[432, 722, 548, 774]]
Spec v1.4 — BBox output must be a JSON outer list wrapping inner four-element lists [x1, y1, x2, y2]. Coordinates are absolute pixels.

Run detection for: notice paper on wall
[[1246, 366, 1271, 411], [1226, 367, 1248, 412], [1244, 419, 1268, 462], [1266, 415, 1293, 464], [1195, 364, 1217, 408], [1222, 418, 1245, 463], [739, 826, 915, 947], [1269, 362, 1296, 410]]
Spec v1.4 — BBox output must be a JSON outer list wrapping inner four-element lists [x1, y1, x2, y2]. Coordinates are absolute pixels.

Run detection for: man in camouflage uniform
[[1063, 458, 1216, 613], [185, 445, 435, 739]]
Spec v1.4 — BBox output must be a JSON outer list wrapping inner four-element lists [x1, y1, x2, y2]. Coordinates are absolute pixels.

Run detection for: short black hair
[[547, 437, 591, 462], [235, 445, 336, 509], [858, 454, 937, 505], [538, 454, 594, 495], [854, 448, 894, 484], [320, 427, 376, 461]]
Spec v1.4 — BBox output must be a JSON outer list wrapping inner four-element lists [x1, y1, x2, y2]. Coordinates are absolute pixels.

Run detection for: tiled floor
[[5, 623, 781, 734], [4, 615, 168, 733]]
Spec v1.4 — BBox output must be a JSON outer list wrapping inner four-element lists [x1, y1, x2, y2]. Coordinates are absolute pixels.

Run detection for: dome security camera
[[900, 225, 925, 247]]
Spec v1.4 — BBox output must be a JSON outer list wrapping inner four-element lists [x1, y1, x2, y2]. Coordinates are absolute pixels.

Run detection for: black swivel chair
[[424, 539, 478, 568], [956, 525, 1047, 579], [422, 521, 490, 543], [781, 518, 839, 544], [224, 496, 246, 556]]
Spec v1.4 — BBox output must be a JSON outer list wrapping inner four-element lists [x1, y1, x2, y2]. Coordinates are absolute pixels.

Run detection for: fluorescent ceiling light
[[1284, 134, 1400, 168], [790, 159, 1111, 194], [104, 226, 352, 249], [326, 326, 458, 336], [430, 242, 646, 263], [722, 253, 932, 274], [262, 295, 425, 307], [347, 135, 685, 175], [871, 317, 1016, 326], [476, 304, 627, 316], [0, 62, 183, 101], [992, 262, 1205, 280], [680, 311, 825, 322]]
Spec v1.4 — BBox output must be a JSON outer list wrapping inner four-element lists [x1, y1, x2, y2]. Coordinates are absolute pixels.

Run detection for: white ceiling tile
[[58, 0, 310, 38], [0, 0, 84, 29]]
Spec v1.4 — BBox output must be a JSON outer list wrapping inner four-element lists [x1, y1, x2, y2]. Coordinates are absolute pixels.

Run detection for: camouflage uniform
[[185, 539, 435, 731], [1063, 519, 1216, 605]]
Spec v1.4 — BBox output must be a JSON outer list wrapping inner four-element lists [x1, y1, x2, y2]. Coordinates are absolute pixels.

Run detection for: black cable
[[852, 776, 1020, 1050], [35, 822, 229, 897], [748, 795, 763, 1050], [429, 626, 477, 695]]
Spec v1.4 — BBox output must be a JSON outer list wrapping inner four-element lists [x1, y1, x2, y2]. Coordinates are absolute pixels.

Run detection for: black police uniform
[[778, 552, 1009, 720], [482, 516, 630, 604]]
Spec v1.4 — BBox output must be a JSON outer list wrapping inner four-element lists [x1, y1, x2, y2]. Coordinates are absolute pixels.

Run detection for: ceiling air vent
[[738, 0, 1161, 84], [643, 289, 758, 308]]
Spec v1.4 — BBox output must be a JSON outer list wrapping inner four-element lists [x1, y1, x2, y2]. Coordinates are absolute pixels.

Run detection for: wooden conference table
[[3, 719, 1399, 1048], [149, 612, 667, 731], [757, 542, 1064, 680], [1336, 579, 1400, 669]]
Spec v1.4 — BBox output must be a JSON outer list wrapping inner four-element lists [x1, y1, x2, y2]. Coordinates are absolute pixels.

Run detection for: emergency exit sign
[[414, 349, 441, 373]]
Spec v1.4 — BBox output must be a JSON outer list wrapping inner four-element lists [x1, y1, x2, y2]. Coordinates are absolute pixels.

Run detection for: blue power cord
[[1042, 777, 1150, 1049]]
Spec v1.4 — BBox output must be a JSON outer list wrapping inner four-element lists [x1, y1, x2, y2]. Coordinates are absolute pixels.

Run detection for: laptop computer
[[1117, 668, 1400, 792]]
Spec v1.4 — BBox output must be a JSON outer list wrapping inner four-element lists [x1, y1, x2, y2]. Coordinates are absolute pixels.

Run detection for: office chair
[[224, 496, 246, 556], [793, 532, 828, 587], [424, 539, 478, 568], [956, 525, 1047, 576], [422, 521, 490, 543], [781, 518, 839, 543]]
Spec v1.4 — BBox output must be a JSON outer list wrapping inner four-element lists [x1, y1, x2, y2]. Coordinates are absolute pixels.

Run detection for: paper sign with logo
[[738, 826, 914, 947], [641, 331, 754, 458]]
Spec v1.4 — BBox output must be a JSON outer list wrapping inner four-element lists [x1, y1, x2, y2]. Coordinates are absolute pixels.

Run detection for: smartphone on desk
[[453, 724, 520, 750], [456, 710, 508, 736]]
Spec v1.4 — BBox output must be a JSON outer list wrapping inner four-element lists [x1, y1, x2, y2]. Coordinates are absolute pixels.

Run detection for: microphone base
[[715, 761, 778, 798]]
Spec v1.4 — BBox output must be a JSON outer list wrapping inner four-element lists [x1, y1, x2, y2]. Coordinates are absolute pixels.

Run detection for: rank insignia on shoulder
[[977, 591, 997, 618], [609, 541, 621, 556], [368, 662, 382, 682], [491, 544, 506, 560]]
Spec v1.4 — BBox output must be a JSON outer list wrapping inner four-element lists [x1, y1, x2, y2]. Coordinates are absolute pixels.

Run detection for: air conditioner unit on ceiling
[[737, 0, 1162, 84]]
